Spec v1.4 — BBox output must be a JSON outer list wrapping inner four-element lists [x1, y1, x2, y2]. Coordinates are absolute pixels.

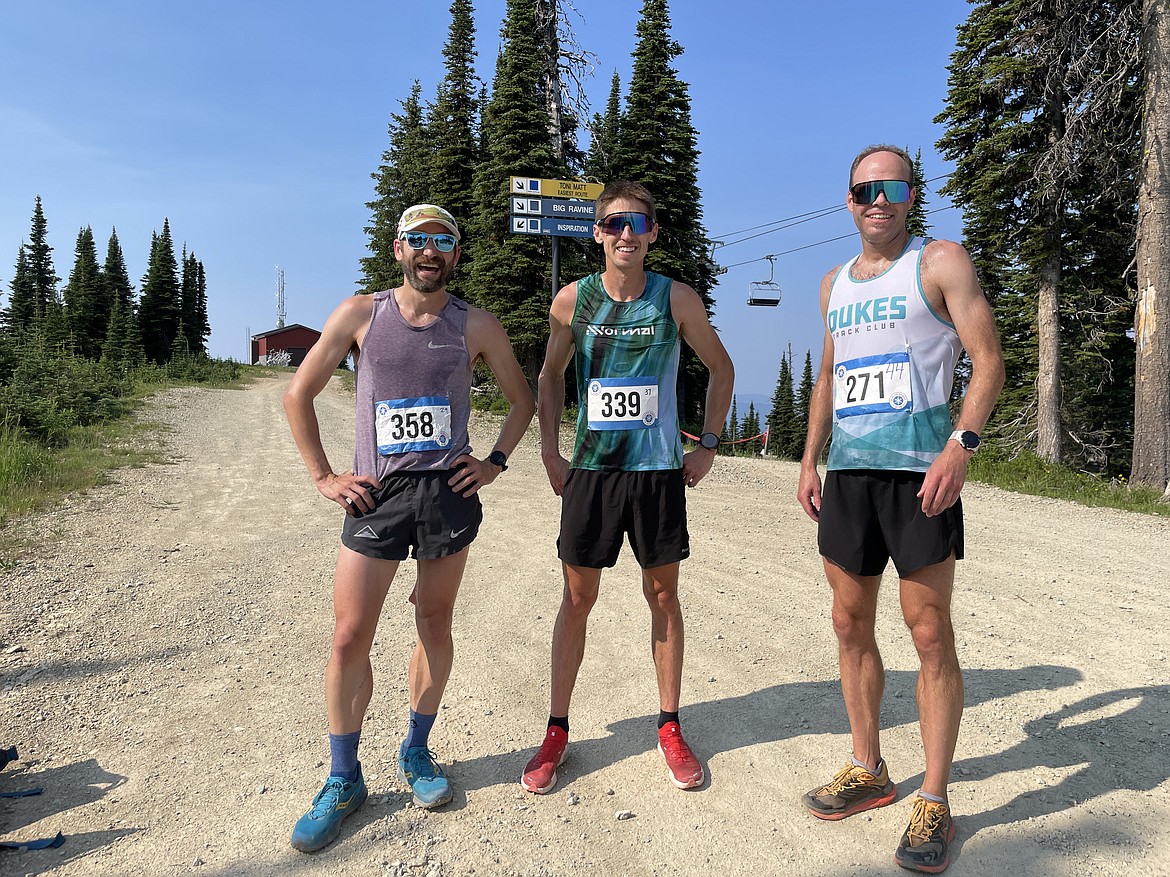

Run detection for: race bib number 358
[[587, 377, 659, 431], [833, 352, 912, 419], [376, 395, 453, 454]]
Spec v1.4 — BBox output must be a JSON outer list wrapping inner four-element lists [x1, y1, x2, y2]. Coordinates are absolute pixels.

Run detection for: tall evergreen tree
[[795, 349, 815, 460], [17, 197, 64, 340], [138, 220, 182, 364], [936, 0, 1141, 471], [467, 0, 564, 380], [906, 147, 931, 238], [100, 228, 141, 362], [727, 395, 739, 444], [63, 226, 108, 359], [767, 350, 799, 459], [585, 71, 623, 183], [179, 247, 210, 354], [614, 0, 717, 426], [426, 0, 481, 301], [741, 402, 761, 456], [4, 246, 35, 334], [362, 82, 432, 293]]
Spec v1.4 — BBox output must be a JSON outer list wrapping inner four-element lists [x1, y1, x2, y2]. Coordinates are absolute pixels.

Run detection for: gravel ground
[[2, 371, 1169, 876]]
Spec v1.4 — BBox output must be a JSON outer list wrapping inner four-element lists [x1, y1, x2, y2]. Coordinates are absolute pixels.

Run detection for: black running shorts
[[341, 470, 482, 561], [557, 469, 689, 570], [818, 469, 963, 578]]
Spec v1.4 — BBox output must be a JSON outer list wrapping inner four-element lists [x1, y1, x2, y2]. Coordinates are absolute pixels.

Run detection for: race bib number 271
[[376, 396, 453, 454], [833, 352, 912, 419]]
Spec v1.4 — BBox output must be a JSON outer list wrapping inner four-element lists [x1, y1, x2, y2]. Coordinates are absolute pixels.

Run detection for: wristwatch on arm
[[699, 432, 720, 451], [488, 449, 509, 472], [949, 429, 981, 453]]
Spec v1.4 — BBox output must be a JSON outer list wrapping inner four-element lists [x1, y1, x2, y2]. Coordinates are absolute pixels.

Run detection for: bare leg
[[642, 562, 683, 712], [549, 563, 602, 717], [325, 546, 399, 734], [408, 548, 469, 714], [823, 560, 885, 769], [899, 556, 962, 799]]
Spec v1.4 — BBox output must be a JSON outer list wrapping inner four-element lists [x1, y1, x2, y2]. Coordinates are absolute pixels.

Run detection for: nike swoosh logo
[[428, 341, 457, 349], [450, 526, 468, 539]]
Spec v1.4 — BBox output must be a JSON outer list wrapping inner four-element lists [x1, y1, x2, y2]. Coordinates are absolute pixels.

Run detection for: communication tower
[[275, 266, 286, 329]]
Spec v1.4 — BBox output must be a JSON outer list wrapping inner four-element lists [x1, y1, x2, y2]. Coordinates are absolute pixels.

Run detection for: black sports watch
[[949, 429, 981, 453], [488, 449, 509, 471], [699, 432, 720, 451]]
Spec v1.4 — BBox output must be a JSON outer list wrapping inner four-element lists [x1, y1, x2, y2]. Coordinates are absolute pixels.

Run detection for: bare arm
[[536, 283, 578, 495], [917, 240, 1006, 516], [282, 294, 381, 514], [672, 282, 735, 488], [447, 307, 536, 497], [797, 268, 840, 521]]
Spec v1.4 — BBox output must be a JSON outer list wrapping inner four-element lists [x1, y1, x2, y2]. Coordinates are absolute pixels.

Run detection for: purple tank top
[[353, 289, 473, 478]]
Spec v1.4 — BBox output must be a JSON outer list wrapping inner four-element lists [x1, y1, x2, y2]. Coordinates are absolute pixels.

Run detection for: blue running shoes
[[289, 765, 368, 852], [397, 742, 452, 808]]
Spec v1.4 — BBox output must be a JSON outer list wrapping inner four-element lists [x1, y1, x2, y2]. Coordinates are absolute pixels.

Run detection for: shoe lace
[[308, 778, 346, 817], [403, 747, 443, 780], [824, 763, 872, 794], [906, 798, 947, 846], [658, 727, 692, 761]]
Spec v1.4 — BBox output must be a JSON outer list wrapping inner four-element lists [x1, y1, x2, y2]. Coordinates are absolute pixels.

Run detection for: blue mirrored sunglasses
[[401, 231, 457, 252], [596, 211, 653, 236], [850, 180, 912, 205]]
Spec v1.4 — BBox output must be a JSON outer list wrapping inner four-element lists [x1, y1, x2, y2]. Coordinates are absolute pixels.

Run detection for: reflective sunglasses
[[850, 179, 912, 205], [400, 231, 457, 252], [596, 211, 653, 236]]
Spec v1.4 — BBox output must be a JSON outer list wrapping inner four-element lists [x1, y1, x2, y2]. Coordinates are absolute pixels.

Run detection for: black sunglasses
[[850, 180, 912, 205]]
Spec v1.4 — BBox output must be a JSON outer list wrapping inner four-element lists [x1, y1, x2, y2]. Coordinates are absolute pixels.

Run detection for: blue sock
[[329, 731, 361, 782], [404, 709, 437, 750]]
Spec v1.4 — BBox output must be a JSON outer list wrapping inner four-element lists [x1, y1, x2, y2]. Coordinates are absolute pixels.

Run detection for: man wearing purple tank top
[[283, 204, 534, 852]]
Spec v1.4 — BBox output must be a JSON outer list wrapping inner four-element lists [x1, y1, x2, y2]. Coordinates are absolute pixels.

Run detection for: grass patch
[[969, 448, 1170, 517]]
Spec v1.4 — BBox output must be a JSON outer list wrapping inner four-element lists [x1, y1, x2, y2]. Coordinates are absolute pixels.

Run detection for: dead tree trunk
[[1132, 0, 1170, 495]]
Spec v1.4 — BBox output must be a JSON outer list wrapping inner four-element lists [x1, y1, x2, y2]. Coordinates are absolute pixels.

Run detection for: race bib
[[833, 352, 912, 419], [375, 395, 453, 454], [587, 377, 659, 431]]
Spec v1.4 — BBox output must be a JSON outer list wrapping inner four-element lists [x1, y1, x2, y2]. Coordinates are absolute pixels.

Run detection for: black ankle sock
[[548, 715, 569, 733], [657, 710, 680, 729]]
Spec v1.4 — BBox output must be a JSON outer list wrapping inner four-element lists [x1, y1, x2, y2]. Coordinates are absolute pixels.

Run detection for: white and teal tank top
[[570, 271, 682, 471], [826, 237, 962, 472]]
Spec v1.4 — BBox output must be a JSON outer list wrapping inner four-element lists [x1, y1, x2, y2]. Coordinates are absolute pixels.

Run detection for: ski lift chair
[[747, 255, 781, 307]]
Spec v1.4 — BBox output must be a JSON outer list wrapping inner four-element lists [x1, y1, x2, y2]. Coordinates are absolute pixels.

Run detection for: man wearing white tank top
[[283, 204, 534, 852], [797, 146, 1004, 873]]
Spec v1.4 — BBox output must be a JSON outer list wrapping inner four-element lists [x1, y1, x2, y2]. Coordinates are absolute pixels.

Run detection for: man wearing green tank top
[[521, 180, 734, 796]]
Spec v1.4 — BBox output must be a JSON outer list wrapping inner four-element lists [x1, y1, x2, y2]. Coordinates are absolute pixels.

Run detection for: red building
[[250, 324, 321, 366]]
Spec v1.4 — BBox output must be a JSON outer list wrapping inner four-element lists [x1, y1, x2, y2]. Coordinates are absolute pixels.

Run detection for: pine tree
[[767, 351, 799, 459], [742, 402, 761, 456], [795, 350, 814, 461], [362, 82, 432, 293], [138, 220, 182, 364], [613, 0, 717, 426], [4, 246, 35, 334], [935, 0, 1141, 471], [101, 228, 141, 363], [15, 197, 64, 341], [63, 226, 109, 359], [426, 0, 481, 301], [585, 71, 622, 183], [727, 395, 739, 446], [906, 147, 931, 238], [467, 0, 564, 381]]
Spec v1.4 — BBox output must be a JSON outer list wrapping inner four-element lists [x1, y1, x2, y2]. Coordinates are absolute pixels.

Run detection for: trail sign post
[[508, 176, 603, 297]]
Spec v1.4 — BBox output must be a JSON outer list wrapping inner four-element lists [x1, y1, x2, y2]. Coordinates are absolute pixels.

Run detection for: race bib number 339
[[587, 377, 659, 431], [376, 395, 452, 454], [833, 352, 912, 419]]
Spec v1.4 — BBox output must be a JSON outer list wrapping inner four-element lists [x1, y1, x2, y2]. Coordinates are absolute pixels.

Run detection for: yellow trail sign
[[510, 176, 603, 201]]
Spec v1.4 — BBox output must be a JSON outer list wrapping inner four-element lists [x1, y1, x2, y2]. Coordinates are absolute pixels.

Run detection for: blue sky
[[0, 1, 972, 400]]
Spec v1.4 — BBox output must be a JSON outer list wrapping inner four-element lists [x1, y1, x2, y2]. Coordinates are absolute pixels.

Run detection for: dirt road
[[2, 372, 1168, 876]]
